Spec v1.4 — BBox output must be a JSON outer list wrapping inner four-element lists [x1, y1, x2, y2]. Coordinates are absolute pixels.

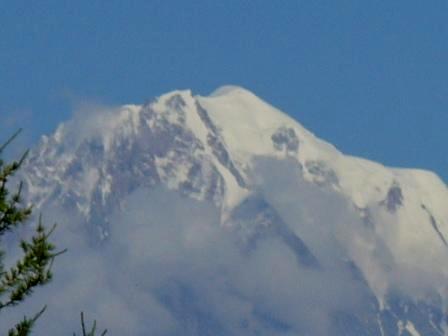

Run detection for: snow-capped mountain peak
[[21, 86, 448, 316], [24, 86, 448, 245]]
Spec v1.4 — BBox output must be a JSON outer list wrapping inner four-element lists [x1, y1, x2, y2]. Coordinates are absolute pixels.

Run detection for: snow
[[22, 85, 448, 318], [101, 104, 142, 151], [181, 89, 250, 215], [198, 88, 383, 208], [199, 84, 448, 222], [74, 167, 100, 217], [397, 320, 421, 336], [181, 92, 210, 149], [197, 86, 312, 160], [26, 86, 448, 259], [405, 321, 421, 336], [99, 172, 112, 205], [377, 315, 386, 336], [196, 85, 448, 305], [197, 86, 396, 207], [209, 85, 247, 97]]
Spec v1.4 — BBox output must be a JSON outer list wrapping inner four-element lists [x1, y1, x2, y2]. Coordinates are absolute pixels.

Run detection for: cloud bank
[[0, 184, 369, 335], [0, 160, 388, 335], [1, 103, 447, 335]]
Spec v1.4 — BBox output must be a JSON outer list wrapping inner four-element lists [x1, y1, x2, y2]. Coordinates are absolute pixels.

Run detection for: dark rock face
[[179, 162, 224, 201], [230, 194, 320, 268], [196, 102, 247, 188], [166, 94, 187, 110], [305, 160, 339, 187], [271, 127, 299, 153], [381, 183, 403, 213], [22, 100, 232, 237], [195, 102, 219, 134], [421, 204, 448, 247], [382, 291, 446, 336], [206, 134, 247, 188]]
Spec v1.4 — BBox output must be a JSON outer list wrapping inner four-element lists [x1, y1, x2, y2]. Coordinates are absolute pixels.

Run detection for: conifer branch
[[74, 312, 108, 336], [7, 305, 47, 336], [0, 131, 64, 335], [0, 129, 22, 154]]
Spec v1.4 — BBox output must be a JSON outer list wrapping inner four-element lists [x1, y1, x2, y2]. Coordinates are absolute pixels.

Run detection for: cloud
[[0, 174, 370, 335], [0, 156, 446, 335]]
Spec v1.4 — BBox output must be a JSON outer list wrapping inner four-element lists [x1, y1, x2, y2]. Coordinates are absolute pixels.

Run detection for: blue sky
[[1, 1, 447, 181]]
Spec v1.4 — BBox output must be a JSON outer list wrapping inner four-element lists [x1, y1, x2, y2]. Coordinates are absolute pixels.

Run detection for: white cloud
[[0, 156, 446, 335]]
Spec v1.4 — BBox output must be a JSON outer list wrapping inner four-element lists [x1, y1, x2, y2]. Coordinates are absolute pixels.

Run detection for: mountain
[[12, 86, 448, 335]]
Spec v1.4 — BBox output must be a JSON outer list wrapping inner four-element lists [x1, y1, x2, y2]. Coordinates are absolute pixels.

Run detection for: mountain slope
[[18, 86, 448, 336]]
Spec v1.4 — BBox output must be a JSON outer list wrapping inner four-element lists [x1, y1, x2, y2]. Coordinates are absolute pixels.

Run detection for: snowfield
[[12, 86, 448, 336]]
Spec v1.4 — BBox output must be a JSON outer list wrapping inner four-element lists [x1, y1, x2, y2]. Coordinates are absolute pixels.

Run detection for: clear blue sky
[[1, 1, 447, 181]]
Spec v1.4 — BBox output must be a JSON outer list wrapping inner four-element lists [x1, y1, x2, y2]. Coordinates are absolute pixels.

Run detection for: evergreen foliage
[[0, 130, 107, 336], [0, 130, 64, 335], [73, 312, 107, 336], [0, 131, 109, 335]]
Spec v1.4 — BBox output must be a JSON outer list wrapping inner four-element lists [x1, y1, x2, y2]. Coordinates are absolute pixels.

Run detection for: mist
[[1, 156, 446, 335]]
